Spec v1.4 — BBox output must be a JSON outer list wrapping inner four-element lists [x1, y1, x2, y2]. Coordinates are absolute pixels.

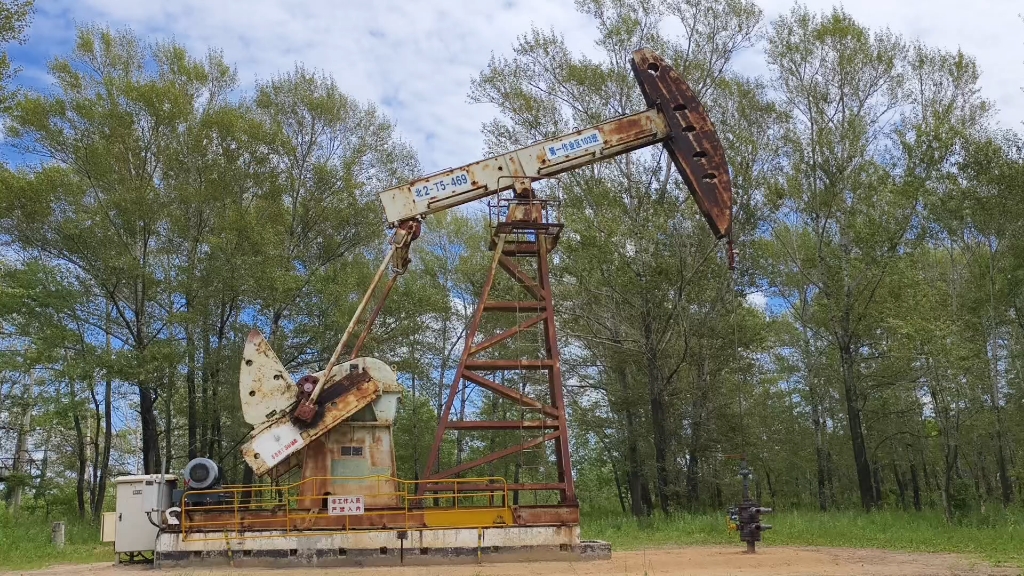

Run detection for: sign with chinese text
[[252, 422, 305, 467], [327, 495, 365, 515]]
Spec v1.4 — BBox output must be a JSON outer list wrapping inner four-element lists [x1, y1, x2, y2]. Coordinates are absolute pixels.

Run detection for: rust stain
[[630, 49, 733, 239], [598, 113, 662, 146], [296, 425, 400, 510], [182, 504, 579, 532], [296, 370, 372, 414], [513, 505, 580, 526], [295, 378, 380, 439], [239, 330, 297, 426], [183, 508, 426, 532], [241, 374, 382, 477], [301, 438, 330, 479]]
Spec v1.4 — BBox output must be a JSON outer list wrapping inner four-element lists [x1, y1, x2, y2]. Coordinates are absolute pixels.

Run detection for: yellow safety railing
[[179, 475, 514, 541]]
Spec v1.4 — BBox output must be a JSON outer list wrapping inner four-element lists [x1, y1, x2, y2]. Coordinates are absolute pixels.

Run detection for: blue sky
[[4, 0, 1022, 175]]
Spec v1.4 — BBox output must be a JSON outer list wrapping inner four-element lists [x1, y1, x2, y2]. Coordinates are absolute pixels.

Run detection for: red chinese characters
[[269, 437, 300, 462]]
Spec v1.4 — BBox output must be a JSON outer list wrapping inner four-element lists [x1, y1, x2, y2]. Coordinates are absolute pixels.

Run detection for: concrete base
[[153, 526, 611, 568]]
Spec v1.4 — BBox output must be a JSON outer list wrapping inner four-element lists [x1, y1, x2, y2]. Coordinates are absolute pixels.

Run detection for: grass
[[1, 506, 1022, 571], [0, 508, 112, 571], [582, 508, 1024, 568]]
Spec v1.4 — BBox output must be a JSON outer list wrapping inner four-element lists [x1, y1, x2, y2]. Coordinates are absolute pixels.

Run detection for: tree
[[4, 26, 197, 472], [0, 0, 32, 107], [762, 6, 916, 511], [247, 66, 418, 365]]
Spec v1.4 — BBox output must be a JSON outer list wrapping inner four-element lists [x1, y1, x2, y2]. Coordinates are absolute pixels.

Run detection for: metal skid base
[[154, 525, 611, 568], [115, 551, 153, 565]]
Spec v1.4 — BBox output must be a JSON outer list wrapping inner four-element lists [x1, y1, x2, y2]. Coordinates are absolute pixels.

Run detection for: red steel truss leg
[[418, 198, 575, 506]]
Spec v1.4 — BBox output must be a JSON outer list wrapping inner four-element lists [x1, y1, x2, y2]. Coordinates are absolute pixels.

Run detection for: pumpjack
[[150, 48, 735, 568]]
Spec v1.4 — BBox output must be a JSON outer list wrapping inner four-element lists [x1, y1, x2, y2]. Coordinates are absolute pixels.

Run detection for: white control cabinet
[[112, 475, 176, 554]]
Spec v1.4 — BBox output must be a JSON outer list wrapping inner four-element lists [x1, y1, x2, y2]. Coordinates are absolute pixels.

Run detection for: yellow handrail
[[179, 475, 513, 541]]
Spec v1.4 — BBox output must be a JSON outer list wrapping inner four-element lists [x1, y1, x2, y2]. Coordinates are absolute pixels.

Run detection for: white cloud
[[19, 0, 1024, 176], [747, 0, 1023, 130], [29, 0, 601, 173], [745, 291, 768, 311]]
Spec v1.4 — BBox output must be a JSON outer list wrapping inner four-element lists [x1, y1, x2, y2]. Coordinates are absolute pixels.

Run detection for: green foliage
[[0, 0, 31, 106], [584, 509, 1024, 567], [0, 505, 111, 570], [393, 392, 438, 481]]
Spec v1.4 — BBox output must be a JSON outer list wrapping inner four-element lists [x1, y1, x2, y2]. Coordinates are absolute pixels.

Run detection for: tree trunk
[[596, 432, 627, 514], [411, 371, 420, 481], [648, 387, 671, 514], [270, 308, 284, 355], [512, 461, 521, 506], [164, 369, 173, 474], [943, 443, 958, 523], [35, 448, 48, 504], [93, 309, 115, 520], [186, 310, 199, 460], [910, 460, 922, 511], [685, 447, 699, 511], [89, 384, 101, 515], [686, 355, 710, 512], [435, 318, 450, 422], [979, 452, 994, 500], [69, 377, 88, 520], [926, 362, 959, 522], [826, 449, 837, 505], [207, 378, 221, 461], [241, 466, 254, 504], [8, 408, 31, 510], [208, 314, 228, 461], [612, 458, 627, 514], [872, 463, 884, 506], [73, 409, 87, 520], [893, 463, 907, 510], [809, 397, 828, 511], [993, 414, 1013, 507], [200, 320, 211, 457], [615, 363, 650, 518], [455, 379, 467, 468], [72, 409, 87, 518], [798, 293, 830, 512], [986, 239, 1014, 507], [640, 477, 654, 515], [922, 455, 935, 494], [93, 371, 113, 520], [625, 406, 650, 518], [839, 340, 874, 510], [140, 385, 161, 474], [644, 315, 671, 515]]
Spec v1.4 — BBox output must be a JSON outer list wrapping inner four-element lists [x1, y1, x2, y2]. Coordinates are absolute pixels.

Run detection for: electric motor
[[182, 457, 221, 491]]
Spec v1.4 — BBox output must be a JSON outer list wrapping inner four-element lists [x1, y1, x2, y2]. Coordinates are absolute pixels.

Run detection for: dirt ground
[[4, 547, 1020, 576]]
